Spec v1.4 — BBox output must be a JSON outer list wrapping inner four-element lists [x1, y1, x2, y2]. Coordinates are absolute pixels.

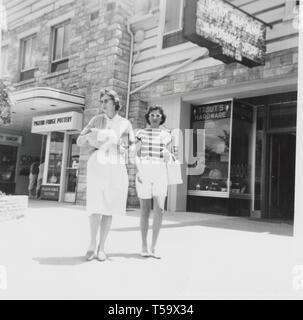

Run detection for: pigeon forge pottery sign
[[183, 0, 267, 67]]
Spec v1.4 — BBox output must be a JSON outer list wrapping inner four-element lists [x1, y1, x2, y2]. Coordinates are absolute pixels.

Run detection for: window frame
[[20, 34, 37, 73], [163, 0, 184, 36], [19, 34, 37, 81], [160, 0, 188, 50], [50, 20, 71, 73]]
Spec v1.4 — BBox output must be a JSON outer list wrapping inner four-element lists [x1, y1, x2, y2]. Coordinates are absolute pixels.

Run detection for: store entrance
[[268, 132, 296, 220]]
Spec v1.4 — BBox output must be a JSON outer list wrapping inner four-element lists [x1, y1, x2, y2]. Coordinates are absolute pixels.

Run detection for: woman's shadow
[[33, 253, 146, 266]]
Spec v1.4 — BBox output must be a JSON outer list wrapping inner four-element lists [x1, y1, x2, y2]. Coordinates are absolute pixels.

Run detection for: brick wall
[[3, 0, 135, 206]]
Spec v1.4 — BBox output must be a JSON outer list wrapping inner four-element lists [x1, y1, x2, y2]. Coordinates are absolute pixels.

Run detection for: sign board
[[31, 112, 83, 134], [192, 100, 232, 122], [40, 185, 60, 201], [184, 0, 267, 67], [0, 133, 23, 145]]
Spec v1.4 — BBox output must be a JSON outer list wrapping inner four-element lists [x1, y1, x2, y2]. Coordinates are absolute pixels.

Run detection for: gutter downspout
[[130, 48, 209, 96], [126, 22, 135, 120]]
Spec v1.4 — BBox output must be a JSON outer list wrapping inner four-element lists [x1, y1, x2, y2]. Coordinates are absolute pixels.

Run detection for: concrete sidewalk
[[0, 200, 302, 300]]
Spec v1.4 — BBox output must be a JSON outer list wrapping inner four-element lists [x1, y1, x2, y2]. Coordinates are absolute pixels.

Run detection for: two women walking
[[77, 88, 173, 262]]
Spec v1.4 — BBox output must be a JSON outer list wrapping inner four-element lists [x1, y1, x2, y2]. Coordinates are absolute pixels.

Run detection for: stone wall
[[0, 196, 28, 222], [3, 0, 135, 206]]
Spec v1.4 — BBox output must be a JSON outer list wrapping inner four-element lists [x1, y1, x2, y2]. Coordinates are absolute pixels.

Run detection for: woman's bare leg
[[98, 215, 113, 253], [151, 196, 166, 256], [88, 214, 101, 252], [140, 199, 152, 254]]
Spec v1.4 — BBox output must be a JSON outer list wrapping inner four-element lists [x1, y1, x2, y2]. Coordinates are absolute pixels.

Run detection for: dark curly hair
[[145, 105, 167, 125]]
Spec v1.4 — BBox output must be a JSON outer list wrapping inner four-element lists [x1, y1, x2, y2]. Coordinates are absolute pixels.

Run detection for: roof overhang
[[11, 87, 85, 116], [5, 87, 85, 132]]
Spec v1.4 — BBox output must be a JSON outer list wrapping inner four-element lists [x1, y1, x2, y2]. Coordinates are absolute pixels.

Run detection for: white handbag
[[166, 154, 183, 186]]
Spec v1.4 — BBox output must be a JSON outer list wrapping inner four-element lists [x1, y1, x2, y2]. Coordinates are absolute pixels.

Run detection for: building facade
[[0, 0, 300, 221], [126, 0, 299, 220], [1, 0, 134, 203]]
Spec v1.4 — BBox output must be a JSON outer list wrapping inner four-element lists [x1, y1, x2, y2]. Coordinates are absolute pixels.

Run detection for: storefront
[[186, 92, 297, 220], [31, 111, 83, 203]]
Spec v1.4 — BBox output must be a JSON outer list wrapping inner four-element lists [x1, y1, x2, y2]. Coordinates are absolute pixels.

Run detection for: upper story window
[[1, 46, 8, 77], [20, 35, 37, 81], [51, 20, 71, 73], [162, 0, 187, 49]]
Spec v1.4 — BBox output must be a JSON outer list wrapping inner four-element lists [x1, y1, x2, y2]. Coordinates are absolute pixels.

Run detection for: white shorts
[[136, 161, 168, 199]]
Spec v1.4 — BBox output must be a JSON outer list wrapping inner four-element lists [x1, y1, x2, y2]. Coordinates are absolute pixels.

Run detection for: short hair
[[145, 105, 167, 125], [99, 88, 121, 111]]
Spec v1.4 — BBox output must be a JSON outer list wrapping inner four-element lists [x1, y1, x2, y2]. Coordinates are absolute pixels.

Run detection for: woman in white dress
[[77, 88, 135, 262]]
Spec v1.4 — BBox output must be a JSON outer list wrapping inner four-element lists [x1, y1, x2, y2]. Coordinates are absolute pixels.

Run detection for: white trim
[[59, 132, 69, 202], [43, 133, 51, 185], [187, 190, 230, 198], [46, 11, 75, 27], [17, 27, 40, 40]]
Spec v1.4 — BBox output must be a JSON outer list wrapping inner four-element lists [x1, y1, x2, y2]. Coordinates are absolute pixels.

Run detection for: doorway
[[268, 132, 296, 220]]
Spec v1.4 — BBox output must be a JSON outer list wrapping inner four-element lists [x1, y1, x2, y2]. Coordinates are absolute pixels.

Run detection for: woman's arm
[[76, 117, 95, 147]]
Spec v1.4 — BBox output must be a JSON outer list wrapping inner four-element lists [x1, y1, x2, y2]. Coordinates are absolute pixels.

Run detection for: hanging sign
[[184, 0, 267, 67]]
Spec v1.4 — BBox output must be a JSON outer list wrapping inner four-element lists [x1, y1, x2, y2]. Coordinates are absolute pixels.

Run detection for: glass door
[[64, 134, 80, 203], [269, 132, 296, 220]]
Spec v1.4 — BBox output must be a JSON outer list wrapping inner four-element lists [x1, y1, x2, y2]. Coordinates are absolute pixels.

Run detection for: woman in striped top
[[135, 105, 172, 259]]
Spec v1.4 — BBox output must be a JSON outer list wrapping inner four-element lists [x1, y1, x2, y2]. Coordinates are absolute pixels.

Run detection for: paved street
[[0, 200, 302, 300]]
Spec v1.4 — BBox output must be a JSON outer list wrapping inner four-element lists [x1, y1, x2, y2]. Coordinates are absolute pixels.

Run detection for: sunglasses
[[100, 98, 113, 105], [149, 114, 162, 119]]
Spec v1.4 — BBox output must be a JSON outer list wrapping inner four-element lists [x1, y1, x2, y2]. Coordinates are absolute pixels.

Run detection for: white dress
[[77, 114, 135, 216]]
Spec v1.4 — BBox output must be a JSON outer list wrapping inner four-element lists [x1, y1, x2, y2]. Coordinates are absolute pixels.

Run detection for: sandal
[[97, 251, 107, 262], [140, 251, 150, 258], [85, 250, 96, 262], [150, 250, 161, 260]]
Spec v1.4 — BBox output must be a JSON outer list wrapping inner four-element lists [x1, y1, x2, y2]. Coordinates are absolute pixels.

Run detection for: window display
[[188, 101, 231, 196], [47, 132, 64, 185], [65, 135, 80, 193], [230, 101, 254, 198]]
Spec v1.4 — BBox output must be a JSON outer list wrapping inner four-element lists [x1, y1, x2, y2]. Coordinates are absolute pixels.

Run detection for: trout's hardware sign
[[192, 101, 232, 122]]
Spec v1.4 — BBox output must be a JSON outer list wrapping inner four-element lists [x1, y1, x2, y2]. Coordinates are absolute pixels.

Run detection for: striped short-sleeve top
[[136, 128, 172, 160]]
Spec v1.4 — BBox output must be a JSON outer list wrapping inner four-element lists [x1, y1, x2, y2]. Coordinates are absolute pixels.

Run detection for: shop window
[[20, 35, 37, 81], [0, 145, 17, 194], [50, 21, 71, 73], [1, 46, 8, 77], [46, 132, 64, 185], [187, 100, 255, 216], [230, 102, 254, 199], [188, 101, 231, 194], [65, 135, 80, 194], [162, 0, 187, 49]]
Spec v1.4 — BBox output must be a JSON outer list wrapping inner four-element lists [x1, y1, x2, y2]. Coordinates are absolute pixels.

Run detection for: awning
[[8, 87, 85, 132]]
